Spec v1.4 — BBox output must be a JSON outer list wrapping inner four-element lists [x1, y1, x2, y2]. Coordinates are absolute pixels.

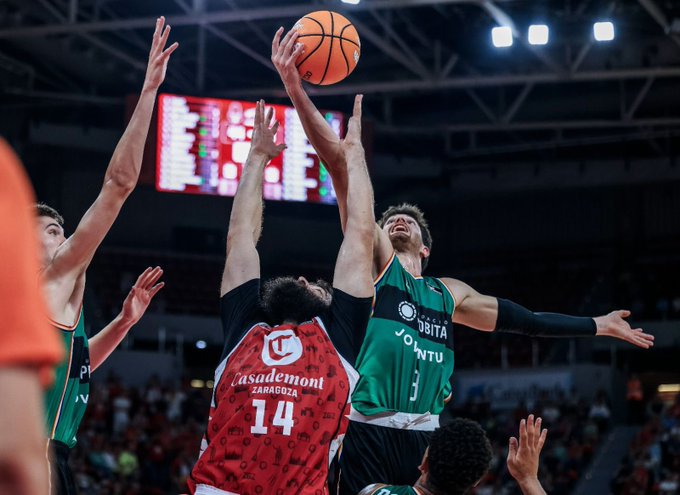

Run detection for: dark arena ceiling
[[2, 0, 680, 166]]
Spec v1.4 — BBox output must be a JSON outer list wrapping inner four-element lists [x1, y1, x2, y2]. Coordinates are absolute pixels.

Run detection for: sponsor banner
[[454, 370, 572, 408]]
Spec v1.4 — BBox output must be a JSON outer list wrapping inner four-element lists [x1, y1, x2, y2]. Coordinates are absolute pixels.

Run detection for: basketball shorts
[[338, 420, 432, 495], [48, 440, 78, 495]]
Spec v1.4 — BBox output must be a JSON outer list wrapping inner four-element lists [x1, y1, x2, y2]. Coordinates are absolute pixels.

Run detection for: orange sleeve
[[0, 139, 64, 384]]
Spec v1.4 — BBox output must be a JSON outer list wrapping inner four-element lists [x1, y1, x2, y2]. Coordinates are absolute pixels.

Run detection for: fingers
[[282, 30, 300, 59], [254, 100, 263, 128], [154, 16, 163, 40], [271, 120, 280, 136], [148, 282, 165, 299], [533, 417, 542, 447], [265, 106, 274, 127], [519, 418, 527, 447], [618, 309, 631, 318], [161, 41, 180, 59], [275, 143, 287, 155], [508, 436, 518, 460], [286, 42, 305, 66], [353, 94, 363, 120], [527, 414, 536, 446], [272, 27, 284, 56], [537, 428, 548, 452]]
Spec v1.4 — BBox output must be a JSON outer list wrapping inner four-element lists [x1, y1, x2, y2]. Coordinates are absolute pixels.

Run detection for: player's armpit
[[444, 278, 498, 332]]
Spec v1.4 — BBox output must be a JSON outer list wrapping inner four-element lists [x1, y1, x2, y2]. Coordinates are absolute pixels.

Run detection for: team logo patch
[[262, 329, 303, 366], [398, 301, 417, 322]]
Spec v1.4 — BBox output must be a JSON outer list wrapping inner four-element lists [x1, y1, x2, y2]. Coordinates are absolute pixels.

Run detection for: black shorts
[[338, 420, 432, 495], [48, 440, 77, 495]]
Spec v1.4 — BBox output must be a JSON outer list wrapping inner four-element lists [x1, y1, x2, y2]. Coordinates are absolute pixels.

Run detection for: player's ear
[[420, 245, 430, 262], [418, 447, 430, 474]]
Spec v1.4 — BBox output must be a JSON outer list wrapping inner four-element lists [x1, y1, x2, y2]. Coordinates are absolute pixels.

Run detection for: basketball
[[293, 11, 361, 86]]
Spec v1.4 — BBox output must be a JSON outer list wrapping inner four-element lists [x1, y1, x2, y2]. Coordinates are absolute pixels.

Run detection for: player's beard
[[390, 231, 420, 255], [261, 276, 332, 325]]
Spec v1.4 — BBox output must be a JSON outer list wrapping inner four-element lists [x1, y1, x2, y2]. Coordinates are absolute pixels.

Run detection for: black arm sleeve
[[495, 298, 596, 337], [219, 279, 263, 360], [322, 289, 373, 367]]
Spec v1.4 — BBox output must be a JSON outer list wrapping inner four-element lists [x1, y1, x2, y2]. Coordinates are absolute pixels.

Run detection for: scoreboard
[[156, 94, 343, 204]]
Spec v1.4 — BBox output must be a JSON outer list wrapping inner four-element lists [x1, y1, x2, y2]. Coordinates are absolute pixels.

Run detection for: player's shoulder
[[358, 483, 389, 495]]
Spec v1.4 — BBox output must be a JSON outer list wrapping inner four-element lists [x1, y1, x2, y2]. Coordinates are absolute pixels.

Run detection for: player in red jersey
[[188, 94, 374, 495]]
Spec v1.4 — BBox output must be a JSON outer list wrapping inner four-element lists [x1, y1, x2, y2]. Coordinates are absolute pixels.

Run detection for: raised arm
[[220, 100, 286, 296], [46, 17, 178, 279], [271, 28, 348, 227], [445, 278, 655, 348], [331, 96, 374, 299]]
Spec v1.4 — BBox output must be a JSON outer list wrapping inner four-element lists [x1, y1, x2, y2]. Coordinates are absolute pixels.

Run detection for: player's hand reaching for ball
[[272, 27, 305, 89], [593, 310, 655, 349], [340, 94, 364, 159], [143, 16, 179, 92], [249, 100, 287, 161]]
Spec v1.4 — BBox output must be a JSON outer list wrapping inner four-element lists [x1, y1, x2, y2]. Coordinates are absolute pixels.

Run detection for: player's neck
[[396, 251, 422, 278], [413, 478, 440, 495]]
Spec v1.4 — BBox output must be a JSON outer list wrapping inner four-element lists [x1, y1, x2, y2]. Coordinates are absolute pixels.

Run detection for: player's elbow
[[105, 167, 137, 195]]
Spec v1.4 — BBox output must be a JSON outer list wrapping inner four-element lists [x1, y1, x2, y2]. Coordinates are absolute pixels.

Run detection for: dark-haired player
[[37, 17, 176, 494], [360, 415, 548, 495], [271, 28, 655, 494], [188, 95, 374, 494]]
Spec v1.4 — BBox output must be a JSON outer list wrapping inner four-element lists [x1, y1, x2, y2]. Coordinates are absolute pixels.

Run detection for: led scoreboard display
[[156, 94, 343, 204]]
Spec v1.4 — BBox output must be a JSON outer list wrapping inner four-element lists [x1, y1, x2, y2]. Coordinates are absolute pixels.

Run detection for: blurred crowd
[[611, 393, 680, 495], [71, 377, 621, 495]]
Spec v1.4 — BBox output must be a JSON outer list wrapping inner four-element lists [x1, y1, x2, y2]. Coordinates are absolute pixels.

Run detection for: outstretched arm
[[90, 267, 164, 371], [46, 17, 178, 280], [507, 415, 548, 495], [331, 95, 374, 299], [220, 100, 286, 296], [271, 28, 348, 224], [445, 278, 655, 348], [272, 29, 393, 274]]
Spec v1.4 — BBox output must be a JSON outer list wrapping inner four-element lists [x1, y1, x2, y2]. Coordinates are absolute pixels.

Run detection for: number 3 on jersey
[[251, 399, 295, 436]]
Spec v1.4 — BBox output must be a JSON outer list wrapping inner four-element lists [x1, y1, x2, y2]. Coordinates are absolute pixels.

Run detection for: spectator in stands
[[626, 374, 645, 425], [589, 391, 612, 433]]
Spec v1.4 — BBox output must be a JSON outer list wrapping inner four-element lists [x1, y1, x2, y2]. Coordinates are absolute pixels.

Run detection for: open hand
[[594, 310, 654, 349], [507, 415, 547, 484], [121, 266, 164, 325], [250, 99, 287, 161], [271, 27, 305, 89], [143, 16, 179, 92]]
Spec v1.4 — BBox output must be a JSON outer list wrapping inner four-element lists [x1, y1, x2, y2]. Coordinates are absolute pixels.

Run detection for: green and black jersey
[[352, 254, 456, 416], [362, 484, 421, 495], [44, 309, 90, 448]]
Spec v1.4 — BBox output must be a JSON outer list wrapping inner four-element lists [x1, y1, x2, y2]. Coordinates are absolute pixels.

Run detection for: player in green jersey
[[35, 17, 176, 495], [272, 27, 655, 494], [360, 415, 548, 495]]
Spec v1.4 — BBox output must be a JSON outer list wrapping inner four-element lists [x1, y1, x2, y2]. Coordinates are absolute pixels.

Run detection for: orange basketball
[[293, 11, 361, 86]]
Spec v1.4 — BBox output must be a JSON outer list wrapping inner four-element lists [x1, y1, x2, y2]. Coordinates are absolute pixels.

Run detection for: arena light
[[195, 339, 207, 349], [658, 383, 680, 393], [528, 24, 549, 45], [492, 26, 513, 48], [191, 379, 205, 389], [341, 0, 360, 4], [593, 21, 615, 41]]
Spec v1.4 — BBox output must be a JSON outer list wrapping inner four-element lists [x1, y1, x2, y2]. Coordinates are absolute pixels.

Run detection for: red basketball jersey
[[189, 317, 358, 495]]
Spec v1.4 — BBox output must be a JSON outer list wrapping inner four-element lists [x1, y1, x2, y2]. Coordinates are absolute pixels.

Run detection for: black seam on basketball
[[297, 33, 360, 48], [303, 16, 325, 36], [295, 34, 325, 70], [339, 24, 353, 77], [319, 11, 334, 85]]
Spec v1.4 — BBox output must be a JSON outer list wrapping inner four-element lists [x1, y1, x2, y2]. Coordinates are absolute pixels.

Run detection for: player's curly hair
[[427, 418, 493, 495], [378, 203, 432, 271], [35, 203, 64, 225]]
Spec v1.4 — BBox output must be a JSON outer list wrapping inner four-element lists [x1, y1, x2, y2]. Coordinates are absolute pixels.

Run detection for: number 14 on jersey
[[251, 399, 295, 436]]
